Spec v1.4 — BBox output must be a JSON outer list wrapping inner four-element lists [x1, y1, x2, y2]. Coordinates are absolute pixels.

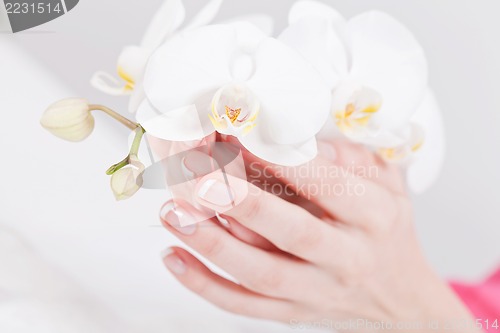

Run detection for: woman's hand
[[159, 140, 477, 332]]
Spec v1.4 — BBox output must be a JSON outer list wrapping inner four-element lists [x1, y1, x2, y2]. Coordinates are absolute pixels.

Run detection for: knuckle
[[244, 266, 285, 293], [188, 276, 210, 296], [368, 192, 402, 232], [334, 249, 376, 286], [281, 223, 323, 254], [229, 191, 264, 222], [218, 300, 252, 316], [197, 236, 225, 258]]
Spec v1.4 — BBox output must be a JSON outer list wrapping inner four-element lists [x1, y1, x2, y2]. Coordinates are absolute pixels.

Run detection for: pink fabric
[[451, 269, 500, 333]]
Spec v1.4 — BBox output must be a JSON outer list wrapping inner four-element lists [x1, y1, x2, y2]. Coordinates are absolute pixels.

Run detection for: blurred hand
[[159, 140, 477, 333]]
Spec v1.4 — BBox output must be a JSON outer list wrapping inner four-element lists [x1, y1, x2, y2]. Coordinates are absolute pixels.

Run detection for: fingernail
[[161, 248, 186, 275], [160, 202, 197, 235], [215, 212, 230, 229], [197, 178, 234, 208], [317, 141, 337, 161], [182, 151, 218, 179]]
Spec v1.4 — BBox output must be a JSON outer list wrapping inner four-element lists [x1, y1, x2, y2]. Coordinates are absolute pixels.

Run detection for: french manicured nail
[[161, 248, 186, 275], [215, 212, 231, 229], [182, 151, 218, 179], [317, 141, 337, 161], [197, 178, 234, 208], [160, 203, 197, 235]]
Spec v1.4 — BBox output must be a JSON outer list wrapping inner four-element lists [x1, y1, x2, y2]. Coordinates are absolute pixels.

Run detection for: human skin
[[159, 139, 480, 333]]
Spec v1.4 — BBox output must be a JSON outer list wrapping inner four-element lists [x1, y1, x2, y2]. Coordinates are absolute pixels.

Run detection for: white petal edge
[[288, 0, 351, 71], [224, 14, 275, 37], [117, 46, 151, 81], [289, 0, 345, 26], [316, 115, 344, 141], [140, 0, 186, 49], [136, 99, 215, 142], [184, 0, 224, 31], [239, 125, 318, 166], [353, 126, 413, 148], [90, 71, 130, 96], [279, 17, 345, 89], [128, 82, 146, 113], [229, 21, 268, 53], [407, 90, 446, 193]]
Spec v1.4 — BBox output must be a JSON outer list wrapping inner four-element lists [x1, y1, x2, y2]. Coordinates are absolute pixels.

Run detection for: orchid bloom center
[[225, 106, 242, 124], [209, 84, 260, 137], [378, 140, 423, 161], [378, 124, 425, 162], [117, 66, 135, 91], [334, 86, 382, 134]]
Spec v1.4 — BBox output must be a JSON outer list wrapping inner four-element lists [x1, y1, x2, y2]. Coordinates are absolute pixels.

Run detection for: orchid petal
[[316, 116, 344, 141], [91, 46, 150, 97], [289, 0, 345, 26], [140, 0, 186, 49], [357, 127, 413, 148], [239, 126, 318, 166], [117, 46, 151, 83], [143, 25, 234, 113], [225, 14, 274, 37], [184, 0, 223, 32], [128, 82, 146, 113], [90, 71, 131, 96], [288, 0, 350, 71], [230, 21, 267, 53], [348, 11, 428, 130], [279, 17, 345, 88], [247, 37, 331, 145], [407, 90, 445, 193], [136, 100, 214, 142]]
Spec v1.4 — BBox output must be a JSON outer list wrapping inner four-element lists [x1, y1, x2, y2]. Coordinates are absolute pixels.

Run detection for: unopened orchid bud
[[40, 98, 94, 142], [110, 156, 145, 201]]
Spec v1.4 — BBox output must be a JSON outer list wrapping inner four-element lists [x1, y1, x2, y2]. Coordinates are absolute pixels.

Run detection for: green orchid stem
[[89, 104, 146, 176], [129, 125, 146, 157], [105, 125, 146, 175], [106, 156, 129, 175], [89, 104, 139, 131]]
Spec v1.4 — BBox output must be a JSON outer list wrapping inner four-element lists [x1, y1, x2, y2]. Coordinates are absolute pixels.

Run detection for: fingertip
[[161, 247, 187, 275]]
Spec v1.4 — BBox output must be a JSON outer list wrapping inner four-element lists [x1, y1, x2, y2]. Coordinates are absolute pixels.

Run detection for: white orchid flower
[[136, 23, 331, 166], [280, 0, 428, 148], [281, 1, 444, 191], [91, 0, 224, 113], [375, 90, 445, 193]]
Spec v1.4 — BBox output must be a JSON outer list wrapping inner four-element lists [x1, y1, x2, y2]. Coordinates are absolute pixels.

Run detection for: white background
[[1, 0, 499, 332]]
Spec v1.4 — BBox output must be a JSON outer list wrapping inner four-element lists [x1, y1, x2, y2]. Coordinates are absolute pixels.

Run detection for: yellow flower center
[[332, 84, 383, 137], [209, 84, 260, 137], [335, 103, 381, 133], [378, 125, 425, 162], [225, 106, 242, 124], [117, 66, 135, 91]]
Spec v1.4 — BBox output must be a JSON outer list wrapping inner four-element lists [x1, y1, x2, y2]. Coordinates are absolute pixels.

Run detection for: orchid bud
[[110, 156, 145, 201], [40, 98, 94, 142]]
